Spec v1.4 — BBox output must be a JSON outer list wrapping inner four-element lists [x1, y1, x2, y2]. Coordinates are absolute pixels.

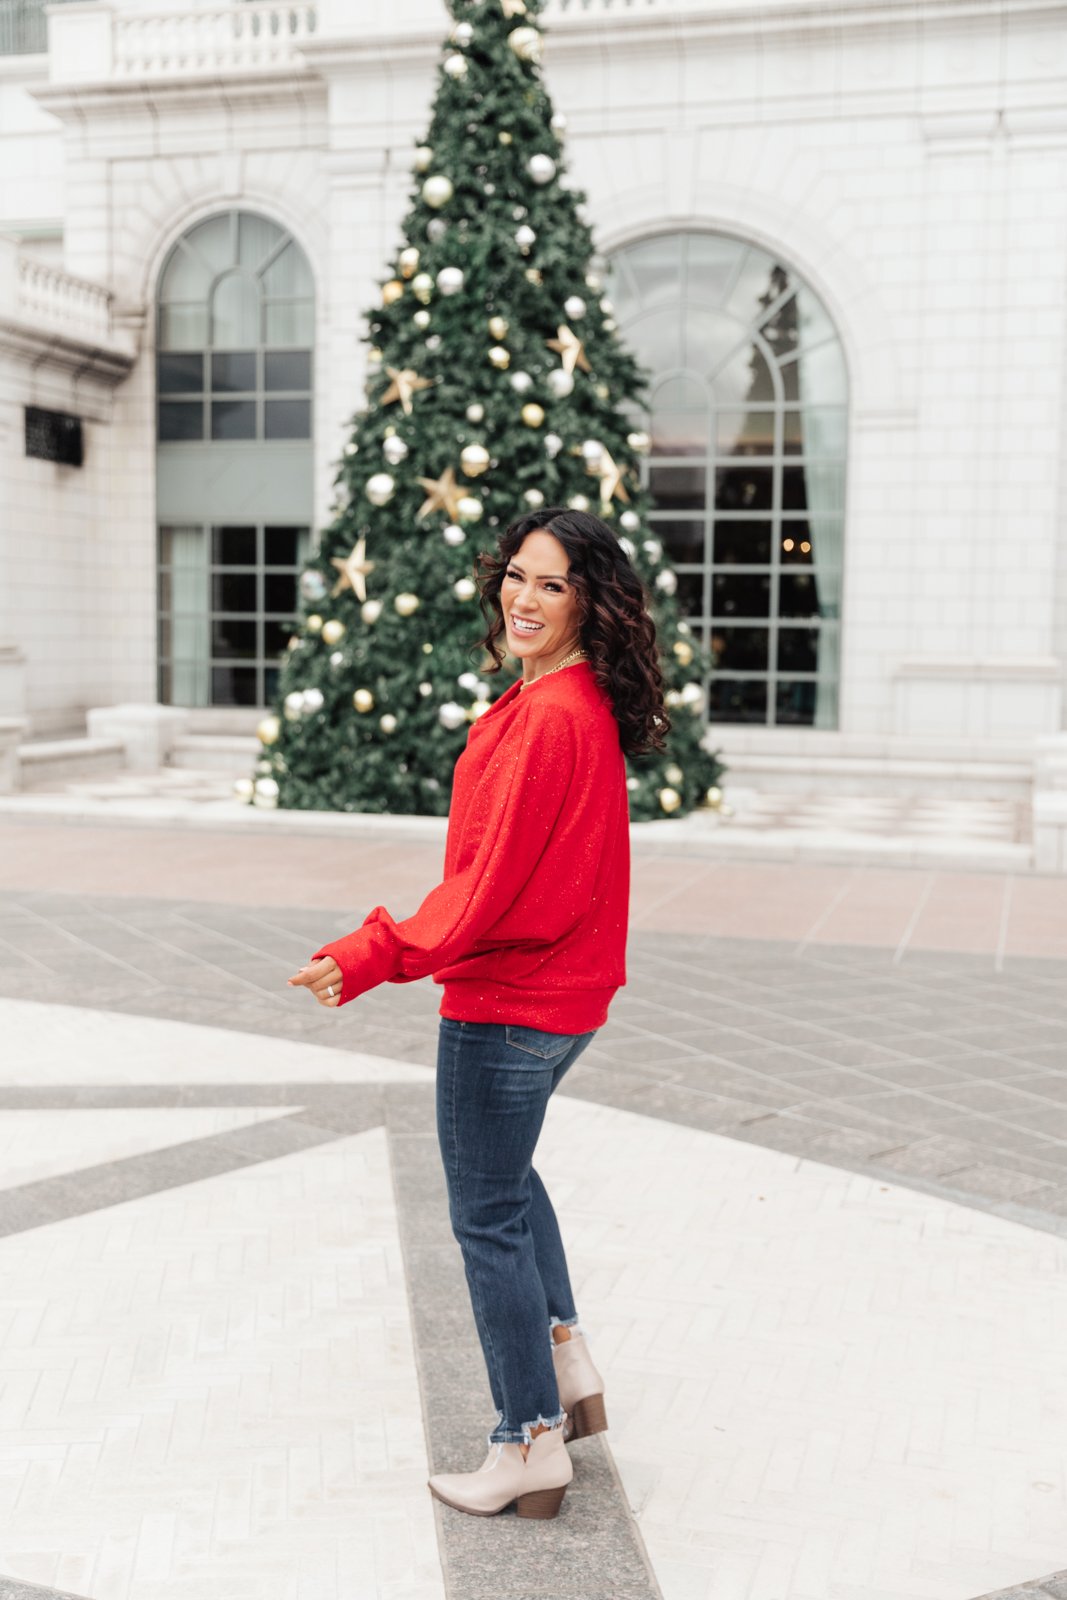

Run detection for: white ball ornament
[[458, 672, 480, 693], [398, 245, 420, 277], [321, 619, 346, 645], [413, 309, 431, 330], [460, 443, 490, 477], [412, 272, 434, 304], [568, 493, 591, 512], [394, 592, 421, 616], [458, 495, 483, 521], [642, 538, 663, 563], [581, 439, 605, 468], [361, 599, 383, 624], [655, 569, 678, 595], [618, 537, 636, 558], [451, 19, 473, 45], [365, 472, 395, 507], [413, 145, 433, 172], [665, 763, 684, 785], [382, 435, 409, 466], [550, 111, 567, 134], [419, 682, 433, 697], [546, 368, 574, 400], [453, 577, 477, 601], [564, 295, 586, 320], [509, 370, 533, 395], [466, 403, 485, 423], [626, 776, 641, 792], [436, 266, 465, 296], [681, 682, 705, 706], [422, 174, 454, 209], [443, 523, 466, 546], [523, 487, 545, 508], [299, 570, 328, 603], [471, 700, 492, 720], [284, 691, 304, 720], [256, 715, 281, 745], [488, 345, 511, 370], [474, 681, 491, 701], [619, 510, 640, 533], [254, 777, 279, 808], [302, 688, 324, 713], [544, 433, 563, 458], [233, 777, 254, 802], [443, 52, 468, 79], [439, 701, 467, 731], [306, 614, 323, 633], [527, 154, 557, 185], [627, 430, 652, 454], [515, 225, 536, 253], [426, 217, 448, 243], [380, 714, 398, 734], [329, 651, 344, 667], [508, 25, 543, 63], [426, 334, 441, 351], [353, 689, 375, 713]]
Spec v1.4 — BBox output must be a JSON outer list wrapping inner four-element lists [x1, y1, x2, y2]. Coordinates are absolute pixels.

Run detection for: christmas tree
[[252, 0, 723, 822]]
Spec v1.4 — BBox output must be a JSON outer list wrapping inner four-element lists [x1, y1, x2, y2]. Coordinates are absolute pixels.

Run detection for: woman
[[288, 507, 669, 1519]]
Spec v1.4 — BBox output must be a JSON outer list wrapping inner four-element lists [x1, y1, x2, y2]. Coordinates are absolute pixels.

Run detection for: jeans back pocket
[[505, 1023, 577, 1060]]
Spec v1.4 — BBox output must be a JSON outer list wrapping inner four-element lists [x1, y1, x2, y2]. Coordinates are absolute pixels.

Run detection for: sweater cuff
[[311, 919, 393, 1006]]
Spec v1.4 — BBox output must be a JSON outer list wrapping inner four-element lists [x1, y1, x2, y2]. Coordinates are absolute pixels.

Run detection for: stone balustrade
[[112, 2, 317, 78], [15, 250, 113, 341]]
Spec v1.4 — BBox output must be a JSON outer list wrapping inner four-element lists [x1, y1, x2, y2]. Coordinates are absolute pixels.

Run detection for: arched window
[[155, 210, 315, 709], [608, 232, 848, 727]]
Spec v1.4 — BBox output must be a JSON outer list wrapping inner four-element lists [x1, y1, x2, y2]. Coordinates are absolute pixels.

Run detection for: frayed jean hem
[[488, 1408, 567, 1446]]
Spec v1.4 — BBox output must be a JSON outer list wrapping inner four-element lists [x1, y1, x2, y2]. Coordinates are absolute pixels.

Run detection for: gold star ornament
[[546, 324, 591, 376], [417, 466, 465, 522], [380, 366, 433, 416], [589, 447, 631, 508], [500, 0, 527, 15], [331, 536, 376, 602]]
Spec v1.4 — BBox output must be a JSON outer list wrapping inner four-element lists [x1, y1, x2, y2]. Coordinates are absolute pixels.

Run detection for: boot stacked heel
[[516, 1483, 567, 1519], [569, 1392, 608, 1440]]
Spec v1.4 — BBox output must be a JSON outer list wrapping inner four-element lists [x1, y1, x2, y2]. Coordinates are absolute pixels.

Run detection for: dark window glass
[[211, 666, 259, 706], [264, 527, 303, 565], [674, 569, 705, 617], [211, 620, 257, 659], [715, 466, 772, 512], [264, 573, 297, 612], [779, 573, 822, 618], [264, 620, 293, 657], [711, 573, 772, 618], [158, 618, 173, 656], [716, 410, 775, 458], [782, 466, 808, 511], [158, 663, 173, 703], [648, 465, 705, 511], [158, 572, 172, 610], [264, 665, 281, 701], [776, 680, 820, 725], [265, 351, 312, 391], [158, 353, 204, 394], [712, 627, 769, 672], [159, 401, 203, 442], [777, 628, 821, 673], [212, 526, 257, 566], [264, 399, 311, 440], [212, 573, 257, 612], [781, 522, 816, 565], [211, 400, 257, 441], [713, 520, 772, 566], [649, 518, 704, 564], [212, 352, 256, 393], [707, 678, 767, 723]]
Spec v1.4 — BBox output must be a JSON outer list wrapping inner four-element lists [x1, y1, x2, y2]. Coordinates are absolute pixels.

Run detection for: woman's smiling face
[[500, 530, 583, 673]]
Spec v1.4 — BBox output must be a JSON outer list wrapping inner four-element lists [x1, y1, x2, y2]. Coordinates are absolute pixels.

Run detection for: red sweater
[[312, 660, 630, 1033]]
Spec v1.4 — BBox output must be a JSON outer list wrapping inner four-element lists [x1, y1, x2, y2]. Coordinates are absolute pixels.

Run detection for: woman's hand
[[287, 955, 343, 1008]]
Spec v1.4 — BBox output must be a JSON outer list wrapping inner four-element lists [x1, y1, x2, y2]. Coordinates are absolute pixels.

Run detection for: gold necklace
[[520, 645, 588, 690]]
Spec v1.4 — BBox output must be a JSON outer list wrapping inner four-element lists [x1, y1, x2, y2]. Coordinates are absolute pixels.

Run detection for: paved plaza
[[0, 811, 1065, 1600]]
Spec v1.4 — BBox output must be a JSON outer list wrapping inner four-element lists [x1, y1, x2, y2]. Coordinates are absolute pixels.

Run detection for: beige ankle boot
[[553, 1333, 608, 1440], [428, 1424, 573, 1518]]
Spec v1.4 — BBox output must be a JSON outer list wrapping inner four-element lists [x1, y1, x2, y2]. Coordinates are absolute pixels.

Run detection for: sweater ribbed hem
[[438, 981, 617, 1034]]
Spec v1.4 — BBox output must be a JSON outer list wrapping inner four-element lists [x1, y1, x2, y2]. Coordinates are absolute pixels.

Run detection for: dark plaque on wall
[[25, 406, 84, 468]]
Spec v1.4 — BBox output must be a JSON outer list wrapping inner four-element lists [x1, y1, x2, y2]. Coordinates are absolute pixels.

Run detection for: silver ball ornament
[[457, 495, 483, 521], [299, 570, 328, 603], [453, 577, 477, 601], [546, 368, 574, 400], [365, 473, 395, 506], [361, 599, 383, 624], [284, 691, 304, 719], [515, 225, 536, 253], [527, 154, 556, 185], [254, 777, 279, 808], [439, 701, 468, 731], [422, 174, 454, 209], [543, 433, 563, 459], [508, 26, 543, 63], [443, 52, 468, 79], [627, 430, 652, 454], [419, 681, 433, 697], [413, 309, 431, 329], [382, 435, 409, 466], [509, 370, 533, 395], [436, 266, 465, 296], [563, 295, 586, 320], [458, 671, 480, 693], [619, 510, 640, 533], [550, 111, 567, 134], [451, 19, 473, 45], [443, 523, 467, 546], [466, 403, 485, 423], [642, 538, 663, 562], [581, 439, 605, 468], [523, 488, 545, 508], [302, 688, 324, 713], [426, 217, 447, 243], [329, 651, 344, 667], [460, 443, 490, 477], [413, 145, 433, 172], [655, 569, 678, 596], [380, 713, 398, 734], [568, 493, 591, 512]]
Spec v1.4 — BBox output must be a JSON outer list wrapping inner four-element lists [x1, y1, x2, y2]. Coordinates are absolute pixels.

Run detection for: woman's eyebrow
[[508, 563, 570, 580]]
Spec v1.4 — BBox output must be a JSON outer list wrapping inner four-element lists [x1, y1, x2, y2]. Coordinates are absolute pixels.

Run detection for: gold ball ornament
[[413, 309, 430, 330], [382, 279, 404, 306], [361, 599, 383, 624], [521, 403, 545, 428], [524, 268, 543, 285], [412, 272, 434, 305], [353, 689, 375, 713], [412, 145, 433, 172], [665, 764, 684, 785], [394, 592, 421, 617], [460, 443, 491, 477], [488, 345, 511, 370], [321, 619, 346, 646], [256, 715, 281, 745], [705, 786, 723, 809], [499, 131, 513, 145], [658, 786, 682, 814], [422, 174, 454, 209], [366, 347, 383, 365], [398, 246, 420, 278], [595, 383, 610, 400], [488, 315, 509, 340], [673, 639, 694, 666], [508, 25, 543, 63], [380, 714, 398, 734], [306, 614, 323, 633], [470, 700, 492, 720]]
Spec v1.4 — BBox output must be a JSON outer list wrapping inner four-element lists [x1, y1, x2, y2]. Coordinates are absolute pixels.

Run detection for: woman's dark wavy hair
[[472, 507, 671, 757]]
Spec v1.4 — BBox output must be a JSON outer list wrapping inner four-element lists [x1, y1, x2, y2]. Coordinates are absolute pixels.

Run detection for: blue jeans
[[435, 1016, 598, 1445]]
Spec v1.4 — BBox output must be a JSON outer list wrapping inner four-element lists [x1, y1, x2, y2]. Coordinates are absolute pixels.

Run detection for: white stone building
[[1, 0, 1066, 862]]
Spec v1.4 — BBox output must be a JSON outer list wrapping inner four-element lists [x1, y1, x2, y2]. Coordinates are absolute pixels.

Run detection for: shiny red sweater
[[312, 660, 630, 1033]]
